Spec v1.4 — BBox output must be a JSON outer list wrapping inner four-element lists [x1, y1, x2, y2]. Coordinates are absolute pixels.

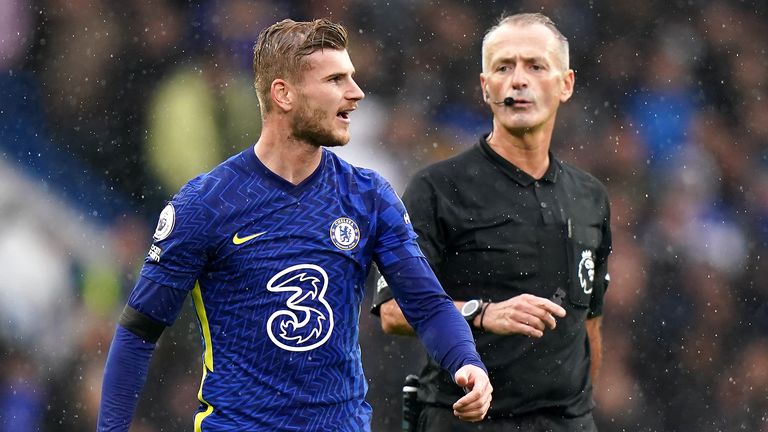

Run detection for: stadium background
[[1, 0, 767, 430]]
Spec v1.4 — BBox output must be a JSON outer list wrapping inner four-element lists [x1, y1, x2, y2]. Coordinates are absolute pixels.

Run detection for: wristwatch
[[461, 299, 484, 322]]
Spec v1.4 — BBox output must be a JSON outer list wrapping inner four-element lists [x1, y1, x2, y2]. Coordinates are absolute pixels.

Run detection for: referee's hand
[[452, 365, 492, 422], [482, 294, 566, 338]]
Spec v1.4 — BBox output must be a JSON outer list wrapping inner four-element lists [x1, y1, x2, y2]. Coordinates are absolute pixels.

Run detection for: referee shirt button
[[540, 202, 548, 208]]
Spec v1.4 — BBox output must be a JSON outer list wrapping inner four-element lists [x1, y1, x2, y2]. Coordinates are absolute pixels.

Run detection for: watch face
[[462, 299, 480, 317]]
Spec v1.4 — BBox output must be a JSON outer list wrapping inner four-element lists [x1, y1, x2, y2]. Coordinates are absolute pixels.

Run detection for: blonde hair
[[481, 13, 570, 72], [253, 18, 348, 116]]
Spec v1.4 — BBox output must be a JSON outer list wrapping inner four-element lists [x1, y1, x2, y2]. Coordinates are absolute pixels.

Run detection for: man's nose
[[348, 79, 365, 101], [510, 65, 528, 89]]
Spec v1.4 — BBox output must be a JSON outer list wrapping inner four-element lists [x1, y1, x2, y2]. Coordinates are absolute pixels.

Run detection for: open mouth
[[337, 107, 356, 123]]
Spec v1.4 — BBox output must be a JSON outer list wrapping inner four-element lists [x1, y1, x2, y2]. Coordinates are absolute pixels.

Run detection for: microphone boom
[[492, 97, 515, 106]]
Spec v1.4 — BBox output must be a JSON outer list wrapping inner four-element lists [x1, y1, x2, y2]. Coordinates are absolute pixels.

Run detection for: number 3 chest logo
[[266, 264, 334, 352]]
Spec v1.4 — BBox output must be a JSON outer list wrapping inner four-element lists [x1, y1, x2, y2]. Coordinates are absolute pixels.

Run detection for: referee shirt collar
[[478, 134, 560, 187]]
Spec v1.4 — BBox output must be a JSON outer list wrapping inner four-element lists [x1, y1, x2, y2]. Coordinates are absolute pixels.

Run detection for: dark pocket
[[567, 223, 601, 307]]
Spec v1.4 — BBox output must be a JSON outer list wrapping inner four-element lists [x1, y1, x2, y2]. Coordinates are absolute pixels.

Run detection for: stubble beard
[[291, 103, 349, 148]]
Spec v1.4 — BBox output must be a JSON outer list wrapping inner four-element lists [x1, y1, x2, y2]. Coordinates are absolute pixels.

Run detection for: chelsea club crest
[[330, 217, 360, 250]]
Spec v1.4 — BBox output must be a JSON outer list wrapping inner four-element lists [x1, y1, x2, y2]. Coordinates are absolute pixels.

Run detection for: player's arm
[[374, 272, 468, 337], [99, 186, 210, 431], [377, 255, 492, 422], [373, 175, 491, 421], [373, 170, 448, 336], [98, 278, 188, 431], [377, 257, 483, 375]]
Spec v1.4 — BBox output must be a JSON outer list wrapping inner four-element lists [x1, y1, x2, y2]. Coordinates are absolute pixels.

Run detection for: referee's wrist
[[473, 301, 491, 331]]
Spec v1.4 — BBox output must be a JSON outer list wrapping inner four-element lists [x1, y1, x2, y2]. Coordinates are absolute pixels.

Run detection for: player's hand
[[452, 365, 492, 422], [482, 294, 566, 337]]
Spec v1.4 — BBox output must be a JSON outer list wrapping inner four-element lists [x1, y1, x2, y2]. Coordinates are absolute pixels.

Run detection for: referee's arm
[[379, 292, 565, 338], [586, 316, 603, 385]]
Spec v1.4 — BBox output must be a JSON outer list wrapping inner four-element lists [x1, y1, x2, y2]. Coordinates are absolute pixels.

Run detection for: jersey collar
[[243, 146, 327, 196], [478, 134, 560, 187]]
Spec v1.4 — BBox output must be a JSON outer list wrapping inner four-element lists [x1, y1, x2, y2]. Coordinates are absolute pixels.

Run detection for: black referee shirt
[[372, 136, 612, 417]]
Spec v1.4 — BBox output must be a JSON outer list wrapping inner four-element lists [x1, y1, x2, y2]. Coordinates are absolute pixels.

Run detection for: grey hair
[[481, 13, 570, 72]]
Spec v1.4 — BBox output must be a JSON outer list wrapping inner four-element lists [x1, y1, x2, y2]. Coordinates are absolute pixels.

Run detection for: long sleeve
[[371, 173, 485, 377], [97, 325, 156, 432], [378, 255, 485, 377]]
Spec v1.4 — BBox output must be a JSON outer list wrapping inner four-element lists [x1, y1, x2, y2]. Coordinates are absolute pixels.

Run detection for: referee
[[372, 13, 612, 432]]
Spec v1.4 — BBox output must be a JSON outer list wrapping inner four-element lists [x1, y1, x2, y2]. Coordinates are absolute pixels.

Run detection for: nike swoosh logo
[[232, 231, 267, 245]]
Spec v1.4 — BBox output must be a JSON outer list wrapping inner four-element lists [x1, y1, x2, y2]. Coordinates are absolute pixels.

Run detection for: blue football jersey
[[137, 147, 423, 431]]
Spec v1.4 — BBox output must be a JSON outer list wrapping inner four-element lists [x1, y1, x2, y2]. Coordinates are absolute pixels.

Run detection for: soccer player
[[97, 18, 491, 431]]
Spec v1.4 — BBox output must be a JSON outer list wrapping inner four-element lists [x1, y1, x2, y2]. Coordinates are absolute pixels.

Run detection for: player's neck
[[487, 126, 551, 180], [254, 129, 323, 185]]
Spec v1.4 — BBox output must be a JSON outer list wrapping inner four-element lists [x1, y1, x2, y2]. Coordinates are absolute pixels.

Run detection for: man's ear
[[271, 79, 293, 112], [560, 69, 575, 103], [479, 73, 489, 104]]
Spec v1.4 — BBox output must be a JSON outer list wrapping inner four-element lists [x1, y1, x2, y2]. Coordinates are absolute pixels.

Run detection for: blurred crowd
[[1, 0, 767, 431]]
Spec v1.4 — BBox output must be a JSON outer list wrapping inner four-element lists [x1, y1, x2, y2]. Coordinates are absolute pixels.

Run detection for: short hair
[[481, 13, 570, 73], [253, 18, 348, 116]]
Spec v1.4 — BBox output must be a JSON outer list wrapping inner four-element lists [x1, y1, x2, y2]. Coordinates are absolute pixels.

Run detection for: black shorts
[[416, 406, 597, 432]]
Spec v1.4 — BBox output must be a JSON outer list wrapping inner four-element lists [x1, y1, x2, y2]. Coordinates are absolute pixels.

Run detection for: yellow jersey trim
[[192, 283, 214, 430], [192, 283, 213, 370], [194, 365, 214, 432]]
